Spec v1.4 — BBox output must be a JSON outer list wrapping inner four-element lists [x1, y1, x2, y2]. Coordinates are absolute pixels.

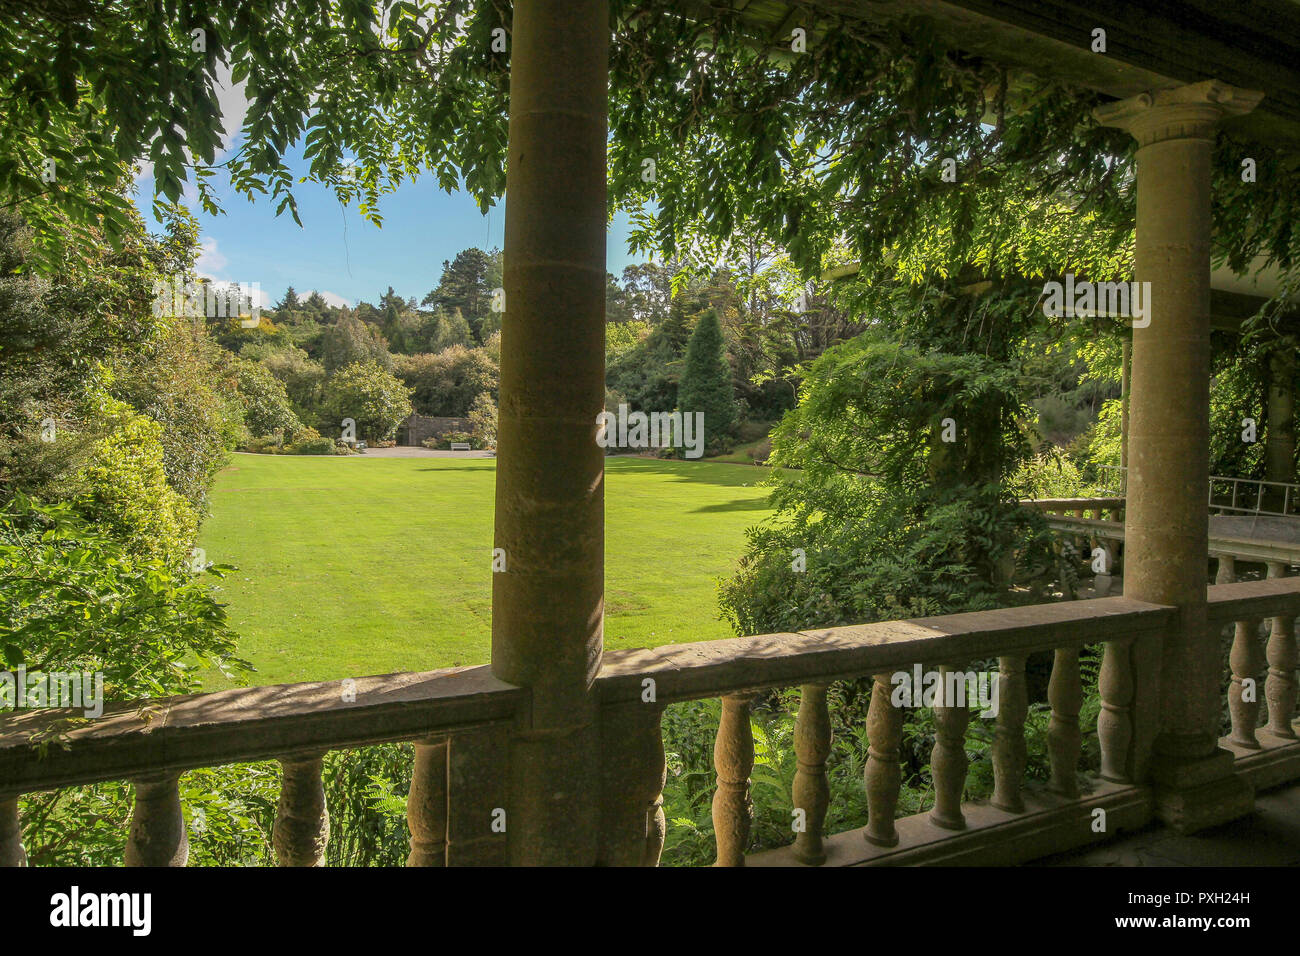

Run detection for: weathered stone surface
[[490, 0, 608, 867], [597, 701, 666, 867], [597, 599, 1175, 704], [1097, 80, 1262, 832], [864, 672, 904, 847], [0, 799, 24, 867], [0, 665, 522, 794], [792, 684, 831, 864], [1264, 563, 1298, 739], [125, 772, 187, 867], [448, 722, 511, 866], [406, 737, 448, 867], [930, 665, 971, 830], [712, 694, 754, 867], [749, 781, 1153, 867], [1041, 782, 1300, 867], [1208, 576, 1300, 625], [991, 655, 1028, 812], [273, 753, 329, 867], [1098, 638, 1136, 781], [1047, 648, 1082, 798]]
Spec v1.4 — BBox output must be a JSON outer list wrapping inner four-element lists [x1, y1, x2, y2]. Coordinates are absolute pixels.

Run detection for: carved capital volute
[[1094, 80, 1263, 147]]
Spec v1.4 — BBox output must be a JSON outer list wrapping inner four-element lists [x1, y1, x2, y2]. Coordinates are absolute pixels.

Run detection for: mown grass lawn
[[198, 453, 773, 687]]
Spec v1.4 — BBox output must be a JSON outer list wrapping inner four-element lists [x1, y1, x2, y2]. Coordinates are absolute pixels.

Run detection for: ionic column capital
[[1093, 80, 1263, 147]]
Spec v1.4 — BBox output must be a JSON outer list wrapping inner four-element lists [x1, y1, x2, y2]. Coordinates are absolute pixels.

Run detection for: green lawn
[[199, 453, 774, 687]]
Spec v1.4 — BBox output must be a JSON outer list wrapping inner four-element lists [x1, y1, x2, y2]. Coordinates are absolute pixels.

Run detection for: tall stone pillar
[[492, 0, 608, 864], [1120, 337, 1130, 471], [1265, 350, 1296, 512], [1095, 81, 1262, 831]]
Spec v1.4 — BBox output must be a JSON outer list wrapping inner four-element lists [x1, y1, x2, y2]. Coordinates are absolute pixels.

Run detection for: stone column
[[1120, 337, 1131, 471], [0, 798, 25, 866], [1095, 80, 1261, 831], [492, 0, 608, 865], [1265, 350, 1296, 512]]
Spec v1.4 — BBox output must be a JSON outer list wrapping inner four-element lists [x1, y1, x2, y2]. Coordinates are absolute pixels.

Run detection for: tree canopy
[[3, 0, 1295, 311]]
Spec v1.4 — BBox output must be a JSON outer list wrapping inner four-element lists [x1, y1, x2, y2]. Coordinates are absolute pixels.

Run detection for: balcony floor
[[1035, 782, 1300, 866]]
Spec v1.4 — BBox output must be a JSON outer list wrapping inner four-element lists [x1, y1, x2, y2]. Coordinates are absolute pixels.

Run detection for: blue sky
[[135, 152, 647, 311]]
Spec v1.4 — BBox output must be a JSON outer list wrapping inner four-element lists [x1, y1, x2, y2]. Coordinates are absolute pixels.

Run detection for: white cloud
[[192, 236, 353, 311], [192, 237, 270, 309], [194, 237, 228, 275]]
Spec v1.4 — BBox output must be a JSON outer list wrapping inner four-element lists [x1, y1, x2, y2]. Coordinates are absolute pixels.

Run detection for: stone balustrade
[[597, 593, 1178, 865], [1210, 568, 1300, 791], [2, 579, 1299, 867], [600, 578, 1300, 867], [0, 666, 521, 867]]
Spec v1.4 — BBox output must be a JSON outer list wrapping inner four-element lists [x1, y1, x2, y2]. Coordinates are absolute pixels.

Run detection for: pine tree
[[277, 286, 301, 311], [658, 295, 693, 355], [422, 248, 494, 343], [382, 304, 406, 353], [303, 290, 329, 317], [678, 309, 735, 448]]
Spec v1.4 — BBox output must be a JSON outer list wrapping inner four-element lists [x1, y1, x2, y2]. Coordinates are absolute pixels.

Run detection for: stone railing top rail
[[597, 596, 1174, 704], [1207, 576, 1300, 624], [599, 580, 1300, 704], [0, 665, 522, 795]]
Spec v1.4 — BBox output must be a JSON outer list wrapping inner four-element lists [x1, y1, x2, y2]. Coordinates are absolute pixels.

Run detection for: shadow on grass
[[407, 456, 777, 492], [691, 497, 773, 513], [606, 456, 772, 489], [413, 465, 498, 473]]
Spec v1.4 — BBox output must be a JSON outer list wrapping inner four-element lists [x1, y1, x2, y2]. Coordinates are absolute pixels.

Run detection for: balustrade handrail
[[1207, 576, 1300, 625], [0, 665, 523, 796], [598, 596, 1174, 705]]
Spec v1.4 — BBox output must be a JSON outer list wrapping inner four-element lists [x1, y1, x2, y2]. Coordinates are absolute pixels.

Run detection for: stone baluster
[[1099, 638, 1135, 781], [1216, 554, 1236, 587], [0, 798, 25, 867], [1265, 562, 1298, 739], [639, 709, 668, 868], [1095, 539, 1118, 595], [991, 655, 1028, 813], [1230, 617, 1265, 749], [1047, 647, 1082, 798], [712, 693, 755, 866], [273, 752, 329, 866], [930, 665, 970, 830], [1217, 556, 1263, 749], [864, 671, 904, 847], [792, 683, 831, 865], [407, 737, 449, 866], [125, 771, 188, 867]]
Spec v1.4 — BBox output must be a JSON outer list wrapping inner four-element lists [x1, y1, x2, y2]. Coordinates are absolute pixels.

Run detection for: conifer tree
[[678, 309, 735, 447]]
